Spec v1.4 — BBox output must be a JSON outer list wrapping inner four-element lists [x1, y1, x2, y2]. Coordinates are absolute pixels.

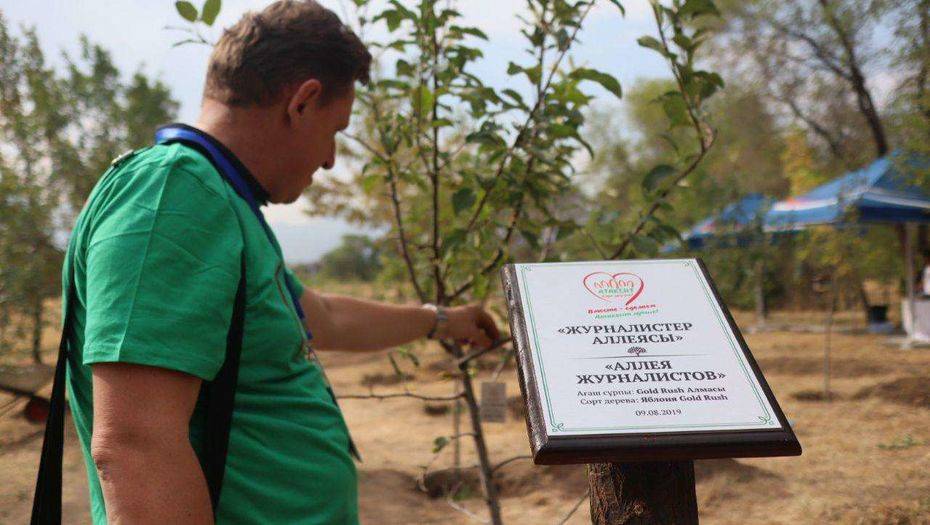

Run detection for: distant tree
[[56, 36, 179, 209], [719, 0, 891, 165], [319, 234, 383, 281], [888, 0, 930, 174], [0, 13, 177, 362]]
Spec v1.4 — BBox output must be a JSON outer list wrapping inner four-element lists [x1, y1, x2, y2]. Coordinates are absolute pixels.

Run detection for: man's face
[[272, 85, 354, 204]]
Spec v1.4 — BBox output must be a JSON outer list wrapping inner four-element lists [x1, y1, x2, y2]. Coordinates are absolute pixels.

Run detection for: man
[[63, 1, 500, 523]]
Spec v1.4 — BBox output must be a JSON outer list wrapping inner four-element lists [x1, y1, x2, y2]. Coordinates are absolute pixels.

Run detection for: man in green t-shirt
[[65, 2, 500, 523]]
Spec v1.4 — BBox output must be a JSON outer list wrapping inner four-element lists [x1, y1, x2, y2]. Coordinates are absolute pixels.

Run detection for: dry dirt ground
[[1, 309, 928, 524]]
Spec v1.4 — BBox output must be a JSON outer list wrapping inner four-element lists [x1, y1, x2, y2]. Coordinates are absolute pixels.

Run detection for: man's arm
[[91, 363, 213, 524], [299, 288, 500, 352]]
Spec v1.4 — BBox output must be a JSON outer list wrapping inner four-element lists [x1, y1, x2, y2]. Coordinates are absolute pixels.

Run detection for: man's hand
[[442, 304, 501, 350], [300, 287, 503, 352]]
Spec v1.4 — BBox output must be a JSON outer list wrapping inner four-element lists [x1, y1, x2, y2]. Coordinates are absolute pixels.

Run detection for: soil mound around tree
[[420, 468, 482, 499], [360, 372, 415, 387], [853, 377, 930, 408], [422, 403, 450, 416], [791, 389, 843, 402], [494, 462, 587, 499], [420, 462, 588, 501]]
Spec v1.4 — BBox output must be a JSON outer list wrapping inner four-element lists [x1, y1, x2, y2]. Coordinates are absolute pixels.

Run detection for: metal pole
[[824, 274, 836, 401], [904, 222, 916, 349]]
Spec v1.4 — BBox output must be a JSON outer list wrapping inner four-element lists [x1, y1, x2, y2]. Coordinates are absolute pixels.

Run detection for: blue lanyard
[[154, 125, 312, 341]]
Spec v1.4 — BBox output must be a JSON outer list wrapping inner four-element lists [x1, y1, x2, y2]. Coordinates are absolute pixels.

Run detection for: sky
[[1, 0, 671, 262]]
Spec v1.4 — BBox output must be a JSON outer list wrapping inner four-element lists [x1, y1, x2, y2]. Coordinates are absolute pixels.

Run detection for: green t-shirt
[[63, 142, 358, 524]]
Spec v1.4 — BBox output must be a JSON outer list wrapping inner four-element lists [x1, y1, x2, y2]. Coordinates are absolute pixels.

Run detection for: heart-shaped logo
[[583, 272, 644, 305]]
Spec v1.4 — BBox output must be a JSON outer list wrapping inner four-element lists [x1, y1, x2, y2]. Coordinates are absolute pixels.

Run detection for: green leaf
[[200, 0, 221, 25], [452, 188, 476, 214], [672, 34, 692, 52], [444, 228, 468, 253], [361, 173, 380, 193], [378, 9, 403, 31], [548, 123, 576, 139], [630, 234, 659, 255], [506, 62, 541, 84], [520, 228, 540, 249], [175, 1, 198, 22], [660, 93, 690, 127], [679, 0, 720, 19], [453, 25, 488, 40], [501, 88, 527, 109], [693, 70, 725, 99], [433, 436, 449, 453], [556, 221, 578, 241], [606, 0, 626, 15], [410, 85, 434, 113], [650, 221, 681, 242], [398, 347, 420, 367], [642, 164, 677, 193], [466, 124, 505, 147], [387, 353, 404, 377], [636, 36, 665, 54], [570, 68, 622, 99]]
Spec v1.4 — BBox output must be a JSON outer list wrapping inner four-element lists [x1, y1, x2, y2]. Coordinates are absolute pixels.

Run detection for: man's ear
[[286, 78, 324, 125]]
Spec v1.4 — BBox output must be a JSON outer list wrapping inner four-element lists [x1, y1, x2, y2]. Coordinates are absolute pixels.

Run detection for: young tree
[[172, 1, 721, 522]]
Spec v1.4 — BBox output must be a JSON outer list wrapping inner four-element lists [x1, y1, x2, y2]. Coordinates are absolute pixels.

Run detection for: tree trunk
[[754, 259, 767, 325], [588, 461, 698, 525], [917, 0, 930, 123], [851, 77, 888, 158], [31, 295, 43, 364], [444, 340, 503, 525], [458, 371, 503, 525], [452, 381, 462, 475], [816, 0, 888, 157]]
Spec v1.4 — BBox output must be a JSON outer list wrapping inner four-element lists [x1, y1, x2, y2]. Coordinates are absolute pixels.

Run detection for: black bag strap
[[30, 235, 248, 524], [29, 277, 75, 524], [200, 254, 247, 511]]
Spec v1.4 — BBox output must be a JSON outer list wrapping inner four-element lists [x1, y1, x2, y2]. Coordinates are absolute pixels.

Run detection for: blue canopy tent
[[681, 193, 776, 249], [764, 154, 930, 230], [670, 193, 780, 324], [763, 153, 930, 346]]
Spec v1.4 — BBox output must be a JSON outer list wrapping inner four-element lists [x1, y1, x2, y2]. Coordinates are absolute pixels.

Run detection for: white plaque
[[502, 258, 800, 464]]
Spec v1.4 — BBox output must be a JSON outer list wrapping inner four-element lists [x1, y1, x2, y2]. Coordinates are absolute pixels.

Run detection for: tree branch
[[558, 488, 591, 525], [608, 2, 716, 260], [463, 1, 596, 235], [448, 194, 525, 301], [338, 390, 464, 402], [454, 337, 510, 369], [490, 454, 532, 474]]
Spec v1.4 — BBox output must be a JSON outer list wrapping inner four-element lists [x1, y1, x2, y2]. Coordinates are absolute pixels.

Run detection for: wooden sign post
[[500, 259, 800, 523]]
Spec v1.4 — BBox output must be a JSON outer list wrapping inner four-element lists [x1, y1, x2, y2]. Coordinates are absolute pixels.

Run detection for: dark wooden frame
[[500, 258, 802, 465]]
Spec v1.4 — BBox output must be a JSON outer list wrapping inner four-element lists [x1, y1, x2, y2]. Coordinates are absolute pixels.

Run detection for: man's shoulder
[[77, 143, 242, 246], [111, 142, 229, 200]]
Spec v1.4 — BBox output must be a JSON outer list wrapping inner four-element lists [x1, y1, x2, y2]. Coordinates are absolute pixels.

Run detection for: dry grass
[[0, 302, 928, 524]]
